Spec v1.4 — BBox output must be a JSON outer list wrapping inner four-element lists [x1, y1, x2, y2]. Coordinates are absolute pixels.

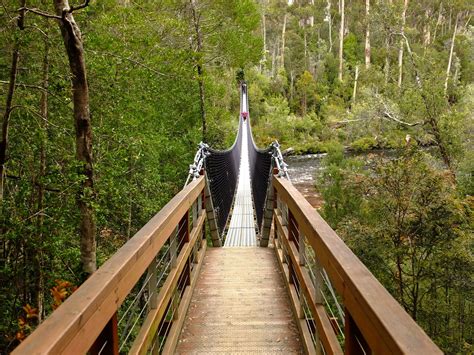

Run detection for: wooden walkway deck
[[176, 247, 303, 354]]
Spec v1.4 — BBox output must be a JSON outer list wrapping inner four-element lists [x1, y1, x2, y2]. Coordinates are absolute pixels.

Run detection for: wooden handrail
[[13, 177, 205, 354], [273, 176, 441, 354]]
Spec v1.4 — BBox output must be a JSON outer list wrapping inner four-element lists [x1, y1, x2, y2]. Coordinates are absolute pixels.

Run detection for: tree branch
[[382, 110, 421, 127], [18, 7, 61, 19], [0, 81, 73, 109], [6, 174, 61, 192], [87, 50, 168, 77], [68, 0, 90, 13], [379, 99, 422, 127]]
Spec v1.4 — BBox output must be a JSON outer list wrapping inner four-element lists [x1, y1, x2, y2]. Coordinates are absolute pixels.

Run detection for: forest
[[0, 0, 472, 353]]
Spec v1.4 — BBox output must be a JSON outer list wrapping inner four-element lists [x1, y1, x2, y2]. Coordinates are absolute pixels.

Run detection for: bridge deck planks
[[175, 247, 303, 354], [224, 120, 257, 247]]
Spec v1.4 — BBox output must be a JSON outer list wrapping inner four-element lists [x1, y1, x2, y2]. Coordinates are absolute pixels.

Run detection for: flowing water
[[286, 153, 326, 209]]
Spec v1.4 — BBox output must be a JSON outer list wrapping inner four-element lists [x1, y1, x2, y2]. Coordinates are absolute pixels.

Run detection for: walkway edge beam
[[273, 176, 442, 354], [13, 177, 205, 354]]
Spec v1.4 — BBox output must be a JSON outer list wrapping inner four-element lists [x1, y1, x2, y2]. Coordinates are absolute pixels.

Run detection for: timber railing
[[272, 176, 442, 354], [13, 176, 207, 355]]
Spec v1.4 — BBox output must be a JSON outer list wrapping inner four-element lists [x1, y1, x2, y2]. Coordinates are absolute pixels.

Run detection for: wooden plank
[[273, 177, 442, 354], [161, 240, 207, 354], [13, 177, 205, 355], [275, 214, 342, 355], [129, 212, 206, 355], [274, 241, 316, 355], [89, 312, 119, 355], [175, 248, 303, 354]]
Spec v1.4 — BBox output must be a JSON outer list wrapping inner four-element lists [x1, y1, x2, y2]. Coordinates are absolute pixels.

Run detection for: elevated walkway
[[224, 120, 257, 247], [176, 248, 302, 353], [13, 82, 441, 355]]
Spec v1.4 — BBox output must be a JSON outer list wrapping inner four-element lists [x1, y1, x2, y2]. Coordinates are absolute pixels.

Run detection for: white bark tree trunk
[[365, 0, 371, 69], [397, 0, 408, 88], [353, 65, 359, 104], [444, 13, 459, 95], [280, 13, 287, 69], [338, 0, 344, 81], [432, 2, 443, 43], [326, 0, 333, 52]]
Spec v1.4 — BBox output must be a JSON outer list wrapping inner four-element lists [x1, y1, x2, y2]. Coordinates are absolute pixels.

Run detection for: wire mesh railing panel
[[204, 119, 242, 237]]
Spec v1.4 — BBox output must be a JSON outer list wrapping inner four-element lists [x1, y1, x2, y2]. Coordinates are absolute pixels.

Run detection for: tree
[[295, 70, 316, 115], [398, 0, 409, 88], [52, 0, 96, 277], [364, 0, 371, 69], [319, 149, 473, 352], [0, 2, 25, 201], [338, 0, 345, 81]]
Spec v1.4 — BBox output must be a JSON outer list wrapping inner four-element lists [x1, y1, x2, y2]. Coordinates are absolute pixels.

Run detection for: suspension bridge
[[13, 84, 441, 354]]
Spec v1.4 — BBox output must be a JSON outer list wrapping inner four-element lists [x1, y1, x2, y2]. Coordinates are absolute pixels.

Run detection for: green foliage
[[318, 143, 365, 227], [319, 149, 473, 352], [350, 136, 378, 152], [0, 0, 261, 349]]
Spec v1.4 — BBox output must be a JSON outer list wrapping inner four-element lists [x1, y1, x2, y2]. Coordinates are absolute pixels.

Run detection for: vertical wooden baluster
[[192, 200, 198, 229], [281, 202, 290, 286], [147, 256, 158, 311], [170, 226, 178, 269], [344, 311, 370, 354], [89, 313, 119, 355], [313, 256, 324, 355], [192, 200, 198, 261], [169, 225, 179, 325], [200, 188, 206, 241], [298, 231, 306, 320]]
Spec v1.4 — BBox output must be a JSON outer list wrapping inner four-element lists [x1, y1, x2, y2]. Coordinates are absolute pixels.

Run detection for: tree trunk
[[444, 13, 459, 96], [280, 13, 287, 69], [384, 34, 390, 85], [36, 17, 49, 323], [432, 2, 443, 43], [304, 30, 308, 70], [365, 0, 371, 69], [338, 0, 344, 81], [397, 0, 408, 88], [261, 7, 266, 72], [423, 9, 431, 50], [0, 48, 19, 202], [0, 2, 25, 201], [54, 0, 96, 277], [396, 254, 405, 308], [271, 44, 276, 77], [190, 0, 206, 141], [326, 0, 333, 52], [352, 65, 359, 104]]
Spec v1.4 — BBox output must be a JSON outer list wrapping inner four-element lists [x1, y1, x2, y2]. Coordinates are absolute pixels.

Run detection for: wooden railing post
[[344, 311, 370, 355], [313, 257, 324, 355], [297, 231, 306, 321], [89, 313, 119, 355], [192, 201, 199, 261], [192, 201, 198, 229], [280, 198, 288, 259], [147, 257, 158, 311], [170, 226, 178, 269]]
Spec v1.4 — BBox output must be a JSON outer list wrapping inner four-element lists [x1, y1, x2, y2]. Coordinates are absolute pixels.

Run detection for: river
[[286, 153, 326, 209]]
